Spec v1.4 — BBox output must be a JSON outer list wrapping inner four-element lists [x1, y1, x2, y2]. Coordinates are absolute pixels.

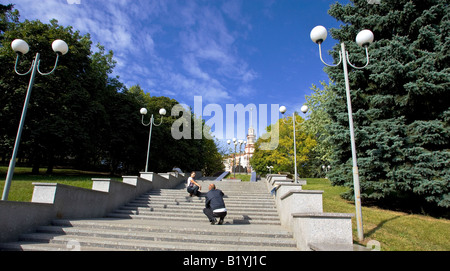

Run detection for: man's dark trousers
[[203, 208, 227, 223]]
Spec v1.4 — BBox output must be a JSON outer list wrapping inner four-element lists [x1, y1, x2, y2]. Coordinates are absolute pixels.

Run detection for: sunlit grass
[[0, 167, 109, 202], [303, 178, 450, 251], [225, 173, 251, 182]]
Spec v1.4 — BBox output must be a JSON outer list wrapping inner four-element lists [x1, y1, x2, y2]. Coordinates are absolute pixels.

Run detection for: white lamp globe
[[11, 39, 29, 55], [140, 108, 148, 115], [355, 30, 374, 47], [279, 106, 287, 114], [159, 108, 167, 116], [52, 39, 69, 55], [310, 25, 328, 44], [301, 105, 309, 114]]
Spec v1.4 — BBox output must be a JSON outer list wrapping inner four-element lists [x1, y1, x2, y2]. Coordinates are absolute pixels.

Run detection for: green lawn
[[225, 173, 251, 182], [303, 178, 450, 251], [0, 167, 109, 202]]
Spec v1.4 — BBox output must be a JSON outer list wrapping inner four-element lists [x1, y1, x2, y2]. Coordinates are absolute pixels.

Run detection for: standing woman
[[187, 171, 202, 197]]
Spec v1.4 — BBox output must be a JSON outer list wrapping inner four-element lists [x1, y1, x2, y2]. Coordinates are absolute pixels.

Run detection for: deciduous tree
[[251, 115, 316, 177]]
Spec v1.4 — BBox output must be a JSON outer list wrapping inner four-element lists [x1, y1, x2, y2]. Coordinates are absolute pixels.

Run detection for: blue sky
[[9, 0, 354, 146]]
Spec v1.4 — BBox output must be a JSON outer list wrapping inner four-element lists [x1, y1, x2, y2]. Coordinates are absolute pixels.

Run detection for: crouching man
[[203, 184, 227, 225]]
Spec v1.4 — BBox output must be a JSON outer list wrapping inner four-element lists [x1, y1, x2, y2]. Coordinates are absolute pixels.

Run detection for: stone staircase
[[0, 180, 298, 251]]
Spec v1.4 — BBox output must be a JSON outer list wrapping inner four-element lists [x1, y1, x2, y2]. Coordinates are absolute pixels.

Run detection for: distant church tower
[[223, 108, 257, 174]]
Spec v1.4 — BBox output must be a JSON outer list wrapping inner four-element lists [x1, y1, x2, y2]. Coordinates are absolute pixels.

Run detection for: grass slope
[[0, 167, 109, 202], [303, 178, 450, 251]]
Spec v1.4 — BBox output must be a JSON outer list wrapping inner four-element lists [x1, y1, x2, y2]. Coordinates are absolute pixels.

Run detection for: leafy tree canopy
[[251, 115, 316, 177], [0, 5, 223, 176]]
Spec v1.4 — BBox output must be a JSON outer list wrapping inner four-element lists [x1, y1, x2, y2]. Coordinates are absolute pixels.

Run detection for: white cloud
[[12, 0, 257, 104], [172, 2, 257, 102], [221, 0, 252, 31], [182, 54, 211, 81]]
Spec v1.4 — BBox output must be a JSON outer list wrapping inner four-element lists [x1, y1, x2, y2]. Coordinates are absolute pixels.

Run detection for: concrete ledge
[[280, 189, 323, 201], [266, 174, 307, 186], [0, 201, 55, 243], [92, 178, 137, 213], [291, 212, 354, 251], [273, 180, 306, 186], [140, 172, 184, 189], [222, 179, 242, 182], [122, 176, 154, 196], [271, 183, 303, 200], [309, 243, 355, 251], [0, 172, 186, 243], [309, 243, 371, 251], [277, 190, 324, 226], [266, 175, 306, 194], [32, 182, 109, 219], [273, 179, 293, 184], [292, 212, 354, 218], [158, 173, 173, 180], [267, 175, 288, 185]]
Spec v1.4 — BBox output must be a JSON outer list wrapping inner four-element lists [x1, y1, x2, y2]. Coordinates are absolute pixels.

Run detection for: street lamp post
[[227, 138, 240, 178], [322, 165, 331, 178], [226, 139, 232, 173], [2, 39, 69, 201], [279, 105, 308, 184], [238, 140, 245, 175], [243, 141, 247, 174], [140, 107, 166, 172], [233, 138, 237, 178], [310, 25, 374, 241]]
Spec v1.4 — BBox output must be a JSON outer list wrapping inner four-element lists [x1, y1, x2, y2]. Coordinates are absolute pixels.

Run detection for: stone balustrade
[[0, 172, 185, 243], [265, 174, 355, 251]]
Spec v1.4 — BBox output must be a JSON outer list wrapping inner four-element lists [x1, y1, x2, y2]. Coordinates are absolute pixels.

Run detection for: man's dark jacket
[[205, 189, 226, 210]]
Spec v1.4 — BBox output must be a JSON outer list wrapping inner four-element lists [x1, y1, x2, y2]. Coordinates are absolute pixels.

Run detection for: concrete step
[[0, 241, 129, 251], [143, 191, 272, 199], [183, 182, 270, 192], [35, 225, 296, 248], [119, 206, 279, 215], [147, 186, 270, 191], [134, 194, 275, 202], [51, 219, 293, 239], [111, 209, 280, 221], [117, 202, 279, 214], [130, 195, 274, 202], [133, 197, 276, 205], [128, 200, 277, 209], [122, 205, 278, 216], [0, 178, 299, 251], [106, 212, 282, 225], [17, 233, 294, 251]]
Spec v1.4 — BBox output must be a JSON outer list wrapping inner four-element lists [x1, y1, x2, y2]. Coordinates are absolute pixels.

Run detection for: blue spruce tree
[[325, 0, 449, 214]]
